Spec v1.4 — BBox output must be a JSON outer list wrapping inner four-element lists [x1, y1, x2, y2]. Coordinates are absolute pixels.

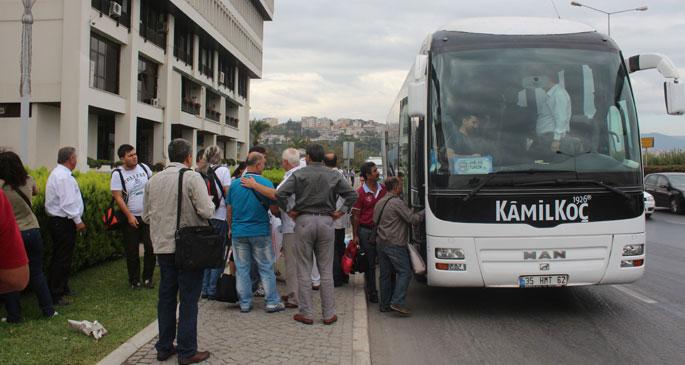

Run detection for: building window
[[199, 39, 214, 79], [218, 53, 235, 90], [96, 114, 115, 161], [238, 67, 248, 98], [91, 0, 131, 28], [0, 103, 31, 118], [90, 33, 120, 94], [173, 22, 193, 66], [137, 56, 158, 104], [139, 0, 166, 49]]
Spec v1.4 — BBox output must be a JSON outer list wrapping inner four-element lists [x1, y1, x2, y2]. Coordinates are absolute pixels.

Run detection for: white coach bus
[[383, 17, 684, 288]]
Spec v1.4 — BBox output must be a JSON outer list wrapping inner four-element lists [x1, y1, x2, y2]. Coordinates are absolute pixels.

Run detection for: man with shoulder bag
[[110, 144, 154, 290], [373, 176, 425, 317], [142, 139, 215, 365]]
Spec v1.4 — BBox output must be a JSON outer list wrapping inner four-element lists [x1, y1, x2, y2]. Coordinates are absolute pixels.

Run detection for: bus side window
[[607, 105, 625, 161]]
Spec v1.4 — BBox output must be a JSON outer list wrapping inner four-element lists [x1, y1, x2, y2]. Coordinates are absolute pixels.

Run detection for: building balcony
[[206, 109, 221, 122], [174, 47, 192, 66], [140, 24, 166, 49], [181, 98, 200, 115], [226, 117, 239, 128], [92, 0, 130, 28]]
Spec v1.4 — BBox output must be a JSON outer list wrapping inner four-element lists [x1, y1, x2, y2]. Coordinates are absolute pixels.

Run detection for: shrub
[[30, 168, 123, 273], [262, 168, 285, 186], [644, 165, 685, 175]]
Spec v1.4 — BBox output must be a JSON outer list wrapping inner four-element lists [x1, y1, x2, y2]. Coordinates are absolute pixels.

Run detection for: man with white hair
[[242, 148, 321, 307]]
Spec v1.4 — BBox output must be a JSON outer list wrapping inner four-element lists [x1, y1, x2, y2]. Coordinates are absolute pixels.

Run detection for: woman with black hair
[[0, 150, 56, 323]]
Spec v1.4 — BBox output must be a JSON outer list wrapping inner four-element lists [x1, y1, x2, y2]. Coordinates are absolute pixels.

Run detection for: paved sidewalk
[[121, 278, 363, 365]]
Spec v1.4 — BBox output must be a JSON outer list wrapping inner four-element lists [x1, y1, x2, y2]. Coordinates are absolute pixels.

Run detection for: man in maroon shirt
[[351, 162, 386, 303], [0, 190, 29, 294]]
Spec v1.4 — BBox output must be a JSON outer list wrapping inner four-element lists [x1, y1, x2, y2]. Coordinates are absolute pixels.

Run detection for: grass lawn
[[0, 258, 159, 364]]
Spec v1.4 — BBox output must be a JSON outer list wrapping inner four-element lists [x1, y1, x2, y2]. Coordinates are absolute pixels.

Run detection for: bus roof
[[440, 17, 596, 36]]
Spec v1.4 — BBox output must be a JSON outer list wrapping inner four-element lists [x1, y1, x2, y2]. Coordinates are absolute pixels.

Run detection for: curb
[[96, 320, 158, 365], [352, 274, 371, 365]]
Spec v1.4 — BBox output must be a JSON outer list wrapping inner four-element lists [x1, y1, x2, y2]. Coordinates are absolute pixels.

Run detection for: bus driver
[[445, 114, 482, 159]]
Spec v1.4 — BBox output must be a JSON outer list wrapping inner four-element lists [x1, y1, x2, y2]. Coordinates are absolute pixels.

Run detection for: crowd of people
[[0, 140, 425, 364]]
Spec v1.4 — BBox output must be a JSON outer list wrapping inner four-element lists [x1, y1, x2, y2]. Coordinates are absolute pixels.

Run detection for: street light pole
[[570, 1, 648, 37], [20, 0, 36, 164]]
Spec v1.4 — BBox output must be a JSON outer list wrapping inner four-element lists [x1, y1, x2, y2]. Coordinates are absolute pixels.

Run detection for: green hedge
[[30, 168, 123, 273], [644, 165, 685, 175], [262, 168, 285, 186]]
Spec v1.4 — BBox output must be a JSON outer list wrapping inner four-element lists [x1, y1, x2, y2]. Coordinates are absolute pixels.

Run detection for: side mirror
[[408, 55, 428, 118], [665, 80, 685, 115]]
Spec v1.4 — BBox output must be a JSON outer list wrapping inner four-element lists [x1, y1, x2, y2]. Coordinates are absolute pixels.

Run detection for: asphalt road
[[368, 210, 685, 365]]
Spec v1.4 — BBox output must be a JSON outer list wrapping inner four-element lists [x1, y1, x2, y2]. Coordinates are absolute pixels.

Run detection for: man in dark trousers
[[44, 147, 85, 305], [373, 176, 425, 316], [351, 161, 386, 303], [324, 152, 350, 286], [276, 144, 357, 325], [143, 139, 215, 364]]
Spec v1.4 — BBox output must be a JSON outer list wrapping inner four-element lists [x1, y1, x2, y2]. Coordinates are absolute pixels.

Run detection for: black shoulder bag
[[174, 168, 224, 270]]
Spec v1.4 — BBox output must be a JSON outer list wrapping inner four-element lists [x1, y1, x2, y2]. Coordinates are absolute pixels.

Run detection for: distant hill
[[641, 133, 685, 151]]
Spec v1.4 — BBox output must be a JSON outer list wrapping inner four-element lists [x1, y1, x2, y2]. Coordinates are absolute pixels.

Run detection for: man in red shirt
[[351, 162, 386, 303], [0, 190, 29, 294]]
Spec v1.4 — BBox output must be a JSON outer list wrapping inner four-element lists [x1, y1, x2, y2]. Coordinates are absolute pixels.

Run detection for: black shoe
[[131, 282, 142, 290], [368, 293, 379, 303], [143, 279, 155, 289], [379, 306, 392, 312], [201, 293, 209, 299], [157, 346, 177, 361]]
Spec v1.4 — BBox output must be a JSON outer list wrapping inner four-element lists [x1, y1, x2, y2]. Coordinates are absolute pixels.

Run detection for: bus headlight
[[435, 248, 465, 259], [622, 244, 644, 256]]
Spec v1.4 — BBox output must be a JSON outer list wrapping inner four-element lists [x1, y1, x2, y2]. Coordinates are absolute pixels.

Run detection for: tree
[[249, 119, 271, 147]]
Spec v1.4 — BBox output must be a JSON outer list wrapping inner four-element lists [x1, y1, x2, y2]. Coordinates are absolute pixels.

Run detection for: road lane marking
[[611, 285, 658, 304], [662, 219, 685, 225]]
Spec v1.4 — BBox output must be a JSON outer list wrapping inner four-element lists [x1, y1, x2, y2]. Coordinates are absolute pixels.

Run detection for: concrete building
[[0, 0, 273, 169]]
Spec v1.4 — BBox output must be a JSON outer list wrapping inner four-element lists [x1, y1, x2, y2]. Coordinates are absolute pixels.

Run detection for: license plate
[[518, 274, 568, 288]]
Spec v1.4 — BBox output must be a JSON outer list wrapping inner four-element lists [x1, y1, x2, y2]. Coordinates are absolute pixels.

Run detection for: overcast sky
[[251, 0, 685, 135]]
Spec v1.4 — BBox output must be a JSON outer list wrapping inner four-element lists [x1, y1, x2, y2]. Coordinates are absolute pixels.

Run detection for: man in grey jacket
[[143, 139, 215, 365], [373, 176, 425, 317], [276, 144, 357, 325]]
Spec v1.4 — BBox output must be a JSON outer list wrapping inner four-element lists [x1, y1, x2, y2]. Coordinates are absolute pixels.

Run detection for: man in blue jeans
[[143, 139, 215, 364], [226, 152, 284, 313], [372, 176, 425, 316]]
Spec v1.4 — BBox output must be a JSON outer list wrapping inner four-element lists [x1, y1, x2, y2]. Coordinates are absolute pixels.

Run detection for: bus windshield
[[428, 48, 641, 190]]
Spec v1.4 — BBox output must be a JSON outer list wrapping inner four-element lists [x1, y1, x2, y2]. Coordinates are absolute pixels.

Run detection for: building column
[[115, 0, 142, 155], [192, 34, 200, 77], [153, 122, 165, 163], [199, 86, 206, 119], [181, 128, 197, 165], [60, 0, 90, 170], [213, 50, 219, 89], [159, 13, 176, 163]]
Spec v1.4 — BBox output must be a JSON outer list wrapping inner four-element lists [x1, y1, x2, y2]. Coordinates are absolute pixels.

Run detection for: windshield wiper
[[515, 178, 630, 200], [461, 169, 571, 203]]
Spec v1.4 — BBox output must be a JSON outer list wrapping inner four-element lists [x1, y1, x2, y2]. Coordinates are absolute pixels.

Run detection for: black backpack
[[202, 166, 226, 210]]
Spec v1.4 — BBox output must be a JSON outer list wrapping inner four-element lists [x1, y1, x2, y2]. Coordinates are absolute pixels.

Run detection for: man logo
[[523, 250, 567, 260]]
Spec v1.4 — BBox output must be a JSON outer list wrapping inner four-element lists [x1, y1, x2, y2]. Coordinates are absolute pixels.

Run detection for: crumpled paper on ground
[[68, 319, 108, 340]]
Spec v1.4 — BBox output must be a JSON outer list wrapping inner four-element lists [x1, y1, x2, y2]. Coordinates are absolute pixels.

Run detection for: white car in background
[[644, 191, 655, 218]]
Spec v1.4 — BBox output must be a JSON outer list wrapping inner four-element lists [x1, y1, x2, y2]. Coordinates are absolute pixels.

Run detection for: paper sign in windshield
[[451, 156, 493, 175]]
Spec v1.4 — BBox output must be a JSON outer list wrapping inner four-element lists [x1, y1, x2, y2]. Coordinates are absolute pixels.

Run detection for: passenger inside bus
[[444, 114, 482, 159]]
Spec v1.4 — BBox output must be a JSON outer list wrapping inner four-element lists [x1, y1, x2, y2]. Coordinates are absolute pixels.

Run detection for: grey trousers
[[283, 232, 299, 304], [294, 214, 335, 319]]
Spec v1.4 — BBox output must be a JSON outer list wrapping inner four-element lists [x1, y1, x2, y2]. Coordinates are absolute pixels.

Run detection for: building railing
[[91, 0, 131, 28], [182, 98, 200, 115], [200, 64, 213, 79], [174, 46, 192, 66], [226, 117, 239, 128], [140, 24, 166, 49], [206, 109, 221, 122]]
